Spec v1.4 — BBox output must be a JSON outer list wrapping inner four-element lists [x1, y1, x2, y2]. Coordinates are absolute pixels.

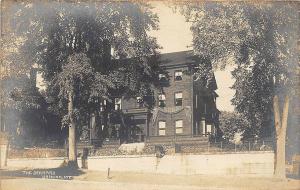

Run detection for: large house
[[24, 50, 220, 148], [89, 50, 220, 146]]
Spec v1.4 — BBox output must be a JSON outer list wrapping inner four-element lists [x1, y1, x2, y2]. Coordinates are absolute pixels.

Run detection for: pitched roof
[[159, 50, 195, 66], [159, 50, 218, 90]]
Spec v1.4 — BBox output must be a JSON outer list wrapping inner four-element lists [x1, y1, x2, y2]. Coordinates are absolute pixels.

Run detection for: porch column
[[89, 113, 96, 143], [145, 116, 148, 137]]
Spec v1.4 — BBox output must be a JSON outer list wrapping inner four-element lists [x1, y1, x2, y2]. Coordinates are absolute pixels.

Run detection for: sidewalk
[[1, 178, 227, 190], [1, 169, 300, 190], [75, 170, 300, 190]]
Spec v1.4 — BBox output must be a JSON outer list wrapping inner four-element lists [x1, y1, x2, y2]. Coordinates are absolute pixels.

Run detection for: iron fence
[[204, 140, 274, 153]]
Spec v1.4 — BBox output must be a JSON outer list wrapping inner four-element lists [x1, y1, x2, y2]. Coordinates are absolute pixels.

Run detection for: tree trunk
[[68, 92, 78, 168], [120, 113, 128, 143], [273, 95, 289, 178]]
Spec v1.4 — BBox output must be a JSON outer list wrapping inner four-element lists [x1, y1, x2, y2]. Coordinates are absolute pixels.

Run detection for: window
[[114, 98, 122, 110], [136, 96, 144, 108], [195, 121, 199, 135], [158, 94, 166, 107], [175, 120, 183, 134], [175, 92, 183, 107], [136, 97, 143, 103], [207, 124, 212, 134], [158, 121, 166, 136], [159, 74, 167, 81], [174, 70, 183, 81], [201, 120, 206, 135], [90, 114, 95, 128], [115, 124, 121, 138], [100, 100, 107, 111]]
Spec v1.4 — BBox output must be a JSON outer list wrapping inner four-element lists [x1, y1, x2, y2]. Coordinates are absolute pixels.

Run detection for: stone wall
[[88, 152, 275, 176], [7, 152, 274, 176]]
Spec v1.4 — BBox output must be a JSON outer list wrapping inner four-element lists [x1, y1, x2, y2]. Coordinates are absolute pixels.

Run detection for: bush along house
[[87, 50, 220, 149]]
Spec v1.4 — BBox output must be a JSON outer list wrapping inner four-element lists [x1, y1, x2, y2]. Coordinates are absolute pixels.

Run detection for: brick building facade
[[93, 50, 220, 145]]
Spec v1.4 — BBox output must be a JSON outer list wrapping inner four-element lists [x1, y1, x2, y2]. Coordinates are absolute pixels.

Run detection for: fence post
[[107, 168, 110, 179]]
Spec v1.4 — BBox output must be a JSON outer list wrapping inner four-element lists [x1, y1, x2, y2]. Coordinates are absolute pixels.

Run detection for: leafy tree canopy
[[178, 2, 298, 139], [219, 111, 249, 142], [8, 1, 161, 93], [6, 1, 162, 120]]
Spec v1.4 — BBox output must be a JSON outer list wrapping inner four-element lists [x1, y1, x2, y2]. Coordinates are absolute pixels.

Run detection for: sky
[[149, 2, 235, 112]]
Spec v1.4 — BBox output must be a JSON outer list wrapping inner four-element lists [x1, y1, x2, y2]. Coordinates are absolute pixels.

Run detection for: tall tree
[[178, 2, 298, 178], [7, 1, 161, 167], [53, 53, 113, 167]]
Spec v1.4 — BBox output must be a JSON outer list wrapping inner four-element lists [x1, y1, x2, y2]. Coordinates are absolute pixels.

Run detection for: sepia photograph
[[0, 1, 299, 190]]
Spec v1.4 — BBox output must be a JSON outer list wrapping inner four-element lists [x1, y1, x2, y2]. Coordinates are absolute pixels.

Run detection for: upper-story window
[[136, 96, 144, 108], [114, 98, 122, 110], [136, 96, 143, 103], [158, 94, 166, 107], [100, 100, 107, 111], [174, 70, 183, 81], [159, 73, 167, 81], [175, 92, 183, 107], [212, 112, 215, 119]]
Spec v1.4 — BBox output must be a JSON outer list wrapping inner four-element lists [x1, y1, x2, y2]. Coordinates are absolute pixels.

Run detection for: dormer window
[[114, 98, 122, 110], [174, 70, 183, 81], [159, 74, 167, 81], [158, 94, 166, 107], [175, 92, 183, 107]]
